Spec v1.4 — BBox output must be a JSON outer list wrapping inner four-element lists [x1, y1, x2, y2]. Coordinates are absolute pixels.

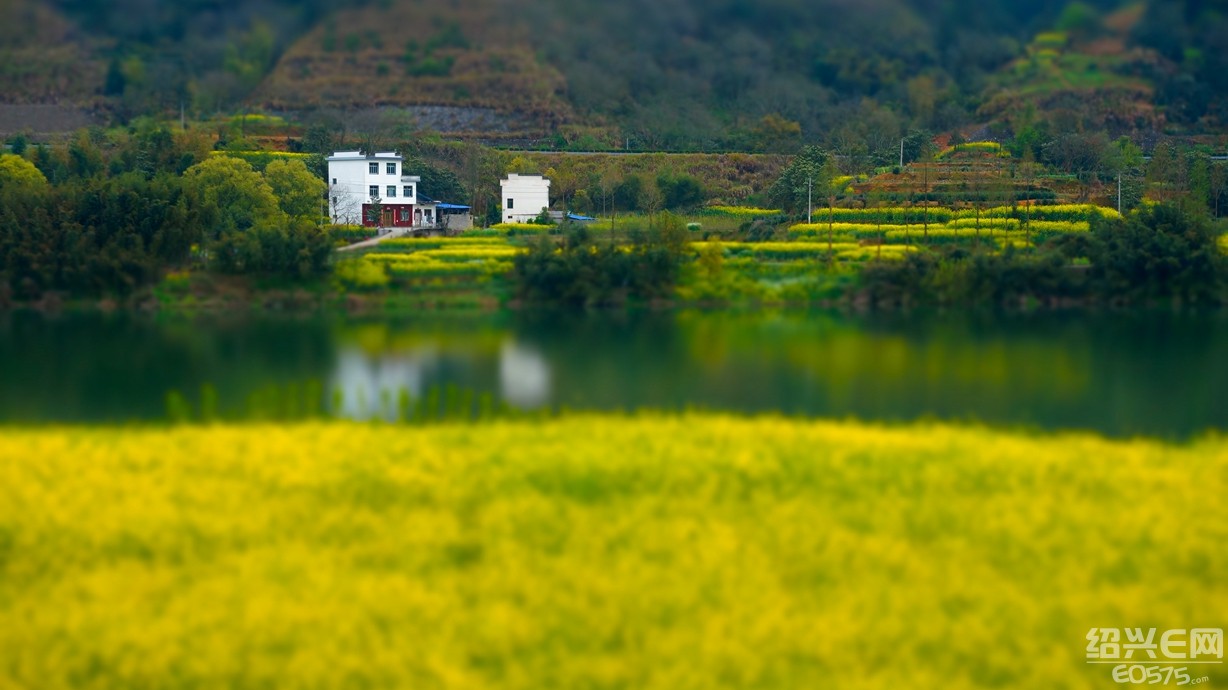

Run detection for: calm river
[[1, 309, 1224, 438]]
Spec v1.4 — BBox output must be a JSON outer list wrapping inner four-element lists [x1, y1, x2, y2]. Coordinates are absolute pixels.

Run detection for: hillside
[[978, 3, 1163, 135], [0, 0, 102, 104], [254, 4, 571, 138], [254, 0, 1066, 147], [3, 0, 1227, 149]]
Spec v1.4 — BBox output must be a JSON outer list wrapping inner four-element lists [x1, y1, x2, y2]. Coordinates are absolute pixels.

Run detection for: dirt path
[[336, 228, 415, 252]]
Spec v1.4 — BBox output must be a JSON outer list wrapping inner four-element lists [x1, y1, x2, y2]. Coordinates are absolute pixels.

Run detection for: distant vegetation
[[1, 0, 1225, 151], [2, 115, 1226, 310], [0, 125, 331, 304]]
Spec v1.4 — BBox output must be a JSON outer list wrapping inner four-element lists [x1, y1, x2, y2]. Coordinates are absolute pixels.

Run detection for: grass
[[0, 415, 1224, 689]]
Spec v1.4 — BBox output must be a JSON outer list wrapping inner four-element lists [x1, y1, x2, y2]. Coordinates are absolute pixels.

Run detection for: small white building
[[326, 151, 420, 230], [500, 173, 551, 224]]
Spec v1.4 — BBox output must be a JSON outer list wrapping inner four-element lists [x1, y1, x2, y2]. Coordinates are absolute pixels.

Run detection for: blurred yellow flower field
[[1, 415, 1225, 689]]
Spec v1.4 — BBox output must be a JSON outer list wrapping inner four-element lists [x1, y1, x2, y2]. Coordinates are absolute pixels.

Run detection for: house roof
[[326, 150, 402, 162]]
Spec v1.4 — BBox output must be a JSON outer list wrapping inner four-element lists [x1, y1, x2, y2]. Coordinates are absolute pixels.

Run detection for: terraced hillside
[[0, 0, 102, 105], [978, 3, 1163, 135], [254, 3, 571, 139], [0, 0, 106, 137], [250, 0, 1125, 146]]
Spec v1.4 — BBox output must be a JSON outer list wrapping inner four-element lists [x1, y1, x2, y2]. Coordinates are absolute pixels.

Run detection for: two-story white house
[[500, 174, 551, 224], [327, 151, 420, 229]]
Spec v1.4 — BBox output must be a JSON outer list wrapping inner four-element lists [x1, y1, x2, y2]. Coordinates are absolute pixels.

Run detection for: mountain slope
[[9, 0, 1226, 148], [0, 0, 102, 105], [253, 3, 570, 131], [978, 4, 1163, 135], [252, 0, 1099, 146]]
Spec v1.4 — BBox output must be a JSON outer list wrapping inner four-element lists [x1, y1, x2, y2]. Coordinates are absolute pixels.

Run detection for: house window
[[506, 198, 514, 209], [332, 196, 338, 205], [386, 162, 397, 175], [387, 186, 397, 197], [332, 178, 337, 185], [369, 162, 379, 174], [403, 185, 413, 198], [400, 210, 410, 222], [369, 185, 379, 198]]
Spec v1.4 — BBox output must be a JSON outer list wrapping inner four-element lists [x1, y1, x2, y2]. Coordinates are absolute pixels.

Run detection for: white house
[[500, 173, 551, 224], [326, 151, 419, 230]]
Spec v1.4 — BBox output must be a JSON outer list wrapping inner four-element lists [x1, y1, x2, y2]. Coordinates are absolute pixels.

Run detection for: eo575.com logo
[[1087, 628, 1222, 686]]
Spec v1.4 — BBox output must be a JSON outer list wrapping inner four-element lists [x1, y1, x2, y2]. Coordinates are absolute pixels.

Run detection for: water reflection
[[0, 309, 1225, 438], [330, 346, 433, 420], [328, 338, 552, 419], [499, 341, 551, 409]]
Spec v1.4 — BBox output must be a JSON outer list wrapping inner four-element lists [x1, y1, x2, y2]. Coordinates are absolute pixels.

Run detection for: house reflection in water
[[499, 341, 551, 409], [328, 339, 551, 420]]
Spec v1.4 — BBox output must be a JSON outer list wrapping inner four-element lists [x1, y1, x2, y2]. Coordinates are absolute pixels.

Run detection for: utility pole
[[827, 184, 835, 265], [807, 175, 813, 224], [1118, 172, 1123, 215]]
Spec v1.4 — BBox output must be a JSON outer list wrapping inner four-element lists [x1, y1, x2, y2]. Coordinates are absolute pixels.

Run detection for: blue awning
[[438, 203, 471, 211], [567, 213, 597, 221]]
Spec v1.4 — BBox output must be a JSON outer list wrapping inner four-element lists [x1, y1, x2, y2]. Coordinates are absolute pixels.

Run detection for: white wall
[[500, 174, 551, 224], [327, 152, 414, 224]]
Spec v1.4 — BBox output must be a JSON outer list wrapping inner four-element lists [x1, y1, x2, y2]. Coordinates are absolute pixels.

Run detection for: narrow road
[[336, 227, 416, 252]]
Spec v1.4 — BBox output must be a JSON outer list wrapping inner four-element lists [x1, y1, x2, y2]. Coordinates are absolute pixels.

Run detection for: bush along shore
[[9, 201, 1227, 314]]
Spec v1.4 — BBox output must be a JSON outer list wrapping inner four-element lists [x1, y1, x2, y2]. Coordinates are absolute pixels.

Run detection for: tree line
[[0, 123, 331, 303]]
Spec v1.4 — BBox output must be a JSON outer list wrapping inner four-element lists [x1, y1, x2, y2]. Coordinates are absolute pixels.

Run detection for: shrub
[[334, 257, 390, 291], [511, 230, 684, 307], [1083, 203, 1226, 304]]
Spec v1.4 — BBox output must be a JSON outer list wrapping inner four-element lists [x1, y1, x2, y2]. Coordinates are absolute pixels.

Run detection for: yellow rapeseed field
[[1, 415, 1225, 689]]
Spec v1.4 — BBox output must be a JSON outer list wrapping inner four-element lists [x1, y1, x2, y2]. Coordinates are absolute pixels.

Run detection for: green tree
[[656, 171, 705, 210], [264, 159, 326, 223], [750, 113, 802, 153], [1055, 1, 1102, 37], [768, 146, 830, 215], [0, 154, 48, 191], [104, 57, 126, 97], [901, 129, 935, 166], [1087, 203, 1226, 304], [67, 131, 105, 179], [1210, 162, 1227, 219], [184, 156, 283, 235], [613, 175, 643, 212], [366, 196, 384, 228], [7, 133, 28, 157]]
